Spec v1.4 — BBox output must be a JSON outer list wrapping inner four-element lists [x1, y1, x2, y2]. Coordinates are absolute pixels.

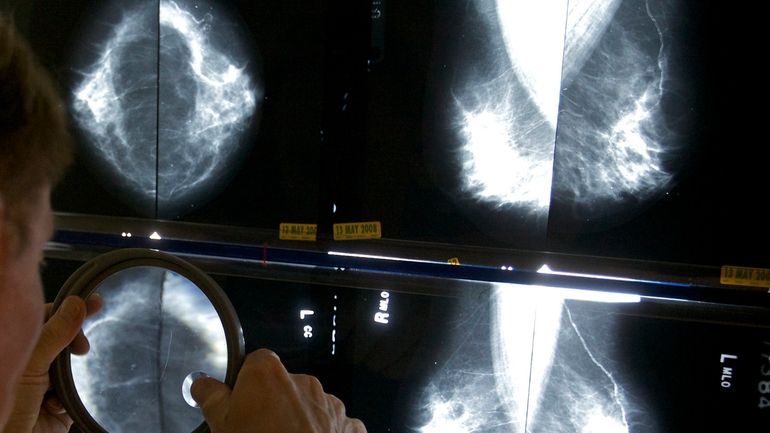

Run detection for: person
[[0, 15, 365, 433]]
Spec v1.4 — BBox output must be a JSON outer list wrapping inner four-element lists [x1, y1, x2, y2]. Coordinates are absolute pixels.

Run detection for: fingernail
[[45, 397, 65, 414]]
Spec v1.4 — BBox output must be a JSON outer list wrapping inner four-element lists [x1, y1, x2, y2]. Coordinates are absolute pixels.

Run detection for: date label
[[334, 221, 381, 240]]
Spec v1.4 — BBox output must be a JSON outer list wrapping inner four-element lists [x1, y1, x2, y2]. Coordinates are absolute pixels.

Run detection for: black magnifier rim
[[50, 248, 245, 433]]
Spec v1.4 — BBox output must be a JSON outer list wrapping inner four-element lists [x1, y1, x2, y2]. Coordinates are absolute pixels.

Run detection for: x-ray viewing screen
[[6, 0, 768, 267], [351, 0, 768, 267], [8, 0, 323, 225], [42, 258, 770, 433]]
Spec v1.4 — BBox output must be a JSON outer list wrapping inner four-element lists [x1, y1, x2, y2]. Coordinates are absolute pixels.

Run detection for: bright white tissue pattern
[[71, 0, 260, 218]]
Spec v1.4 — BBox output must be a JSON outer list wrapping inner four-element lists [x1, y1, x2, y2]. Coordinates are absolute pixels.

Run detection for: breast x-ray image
[[69, 0, 261, 219], [413, 284, 770, 433], [11, 0, 324, 226], [421, 0, 708, 252], [42, 256, 770, 433], [443, 0, 681, 227], [365, 0, 766, 265], [8, 0, 767, 264]]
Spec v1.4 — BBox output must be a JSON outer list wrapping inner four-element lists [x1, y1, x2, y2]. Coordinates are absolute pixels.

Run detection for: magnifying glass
[[50, 249, 245, 433]]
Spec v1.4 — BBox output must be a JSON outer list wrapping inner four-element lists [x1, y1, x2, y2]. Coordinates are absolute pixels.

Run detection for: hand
[[2, 295, 101, 433], [192, 349, 366, 433]]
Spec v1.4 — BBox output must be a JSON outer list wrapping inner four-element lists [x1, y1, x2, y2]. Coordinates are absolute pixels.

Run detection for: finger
[[327, 392, 346, 415], [70, 294, 103, 355], [294, 373, 326, 402], [26, 296, 87, 375], [234, 349, 291, 397], [85, 294, 102, 317], [239, 349, 285, 379], [191, 376, 232, 429], [69, 329, 90, 355], [43, 393, 66, 415], [343, 417, 368, 433], [227, 348, 294, 420], [43, 398, 74, 433], [248, 348, 282, 363], [44, 294, 100, 321]]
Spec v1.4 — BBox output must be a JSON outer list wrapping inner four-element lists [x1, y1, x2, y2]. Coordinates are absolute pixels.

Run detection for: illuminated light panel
[[453, 0, 568, 212], [492, 284, 562, 431], [495, 0, 570, 125], [562, 305, 630, 433], [419, 398, 479, 433], [327, 250, 440, 265], [534, 285, 640, 304], [418, 281, 639, 433], [459, 107, 554, 210], [583, 412, 629, 433], [538, 261, 685, 287], [72, 4, 158, 208], [537, 264, 645, 301], [552, 1, 674, 213], [71, 0, 260, 218], [456, 0, 675, 219], [561, 0, 624, 88]]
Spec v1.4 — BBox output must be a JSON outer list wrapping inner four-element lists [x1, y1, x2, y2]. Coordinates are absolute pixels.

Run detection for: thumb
[[26, 296, 86, 375], [191, 376, 231, 430]]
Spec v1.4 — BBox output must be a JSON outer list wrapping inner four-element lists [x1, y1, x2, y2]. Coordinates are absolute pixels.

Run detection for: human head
[[0, 14, 73, 428]]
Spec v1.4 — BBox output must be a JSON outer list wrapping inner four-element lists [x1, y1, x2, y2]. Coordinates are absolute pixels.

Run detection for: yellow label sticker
[[720, 265, 770, 288], [448, 257, 461, 266], [333, 221, 382, 241], [279, 223, 317, 241]]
